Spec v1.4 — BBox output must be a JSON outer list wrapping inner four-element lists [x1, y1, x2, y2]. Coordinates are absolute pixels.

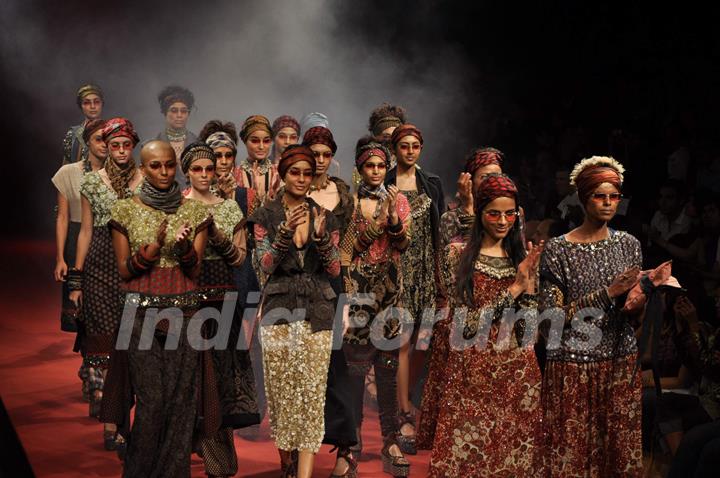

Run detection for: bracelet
[[126, 245, 160, 278], [387, 221, 403, 235], [67, 268, 83, 291], [178, 248, 199, 272]]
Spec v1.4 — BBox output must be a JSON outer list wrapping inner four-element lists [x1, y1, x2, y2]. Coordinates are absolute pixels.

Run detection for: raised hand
[[175, 221, 193, 243], [386, 185, 399, 225], [313, 206, 327, 238], [457, 172, 473, 214], [285, 203, 308, 231], [217, 173, 237, 199], [607, 265, 641, 298], [146, 219, 168, 257], [515, 241, 545, 292]]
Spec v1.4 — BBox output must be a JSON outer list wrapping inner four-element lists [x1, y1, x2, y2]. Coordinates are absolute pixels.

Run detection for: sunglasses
[[483, 209, 518, 222], [398, 143, 422, 151], [82, 99, 102, 107], [249, 137, 272, 145], [312, 151, 333, 160], [189, 164, 216, 174], [591, 193, 622, 202], [168, 107, 189, 115], [214, 151, 235, 160]]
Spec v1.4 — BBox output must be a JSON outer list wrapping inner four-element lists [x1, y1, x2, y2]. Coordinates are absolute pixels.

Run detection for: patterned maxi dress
[[540, 230, 643, 477], [79, 171, 132, 391], [428, 243, 545, 477], [196, 199, 260, 476]]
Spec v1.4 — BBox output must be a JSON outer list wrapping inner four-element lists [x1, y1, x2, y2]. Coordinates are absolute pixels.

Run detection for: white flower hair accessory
[[569, 156, 625, 186]]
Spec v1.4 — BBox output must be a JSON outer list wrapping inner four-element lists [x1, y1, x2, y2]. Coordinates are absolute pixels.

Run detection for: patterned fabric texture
[[426, 244, 544, 477]]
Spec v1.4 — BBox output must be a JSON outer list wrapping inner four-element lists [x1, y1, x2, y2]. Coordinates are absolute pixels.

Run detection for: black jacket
[[385, 165, 445, 251]]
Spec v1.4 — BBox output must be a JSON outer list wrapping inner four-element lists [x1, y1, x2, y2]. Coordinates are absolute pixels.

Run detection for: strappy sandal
[[381, 435, 410, 477], [329, 446, 358, 478], [397, 410, 417, 455]]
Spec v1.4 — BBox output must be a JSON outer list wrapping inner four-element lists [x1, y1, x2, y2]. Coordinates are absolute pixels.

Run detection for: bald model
[[141, 139, 185, 184]]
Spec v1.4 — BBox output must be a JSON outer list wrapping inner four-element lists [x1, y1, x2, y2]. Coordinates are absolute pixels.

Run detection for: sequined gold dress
[[427, 243, 545, 477], [540, 230, 643, 477]]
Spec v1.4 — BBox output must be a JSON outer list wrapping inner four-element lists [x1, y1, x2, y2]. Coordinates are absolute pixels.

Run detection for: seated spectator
[[667, 296, 720, 477]]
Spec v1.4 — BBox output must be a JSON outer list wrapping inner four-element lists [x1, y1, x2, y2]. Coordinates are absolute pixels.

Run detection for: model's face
[[107, 135, 134, 165], [394, 135, 422, 168], [165, 101, 190, 130], [80, 94, 103, 120], [379, 126, 397, 143], [142, 151, 177, 189], [274, 127, 299, 155], [309, 144, 333, 176], [360, 156, 387, 187], [283, 160, 313, 197], [245, 130, 271, 161], [87, 130, 108, 159], [213, 146, 235, 175], [472, 164, 502, 190], [480, 196, 518, 242], [187, 158, 216, 193], [584, 182, 621, 223]]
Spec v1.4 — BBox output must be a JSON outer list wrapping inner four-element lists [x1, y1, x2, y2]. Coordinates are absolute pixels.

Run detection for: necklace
[[165, 127, 187, 143], [309, 176, 330, 192]]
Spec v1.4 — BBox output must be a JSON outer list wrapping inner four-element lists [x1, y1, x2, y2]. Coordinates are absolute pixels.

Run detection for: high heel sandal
[[381, 435, 410, 477], [329, 446, 358, 478], [397, 410, 417, 455]]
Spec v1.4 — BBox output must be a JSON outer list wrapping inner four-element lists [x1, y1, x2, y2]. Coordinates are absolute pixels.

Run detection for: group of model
[[52, 83, 645, 477]]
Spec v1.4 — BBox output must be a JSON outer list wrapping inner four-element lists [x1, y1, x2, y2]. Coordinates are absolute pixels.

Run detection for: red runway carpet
[[0, 240, 430, 477]]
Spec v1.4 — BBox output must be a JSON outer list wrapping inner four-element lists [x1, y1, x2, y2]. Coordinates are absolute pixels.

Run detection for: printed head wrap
[[475, 173, 518, 210], [302, 126, 337, 154], [82, 119, 106, 144], [271, 115, 300, 136], [464, 147, 504, 175], [180, 142, 216, 174], [371, 115, 402, 137], [278, 144, 316, 178], [206, 131, 237, 153], [101, 117, 140, 145], [240, 115, 272, 142], [76, 84, 103, 108], [390, 124, 424, 148], [355, 141, 391, 171], [157, 85, 195, 114], [570, 156, 625, 205]]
